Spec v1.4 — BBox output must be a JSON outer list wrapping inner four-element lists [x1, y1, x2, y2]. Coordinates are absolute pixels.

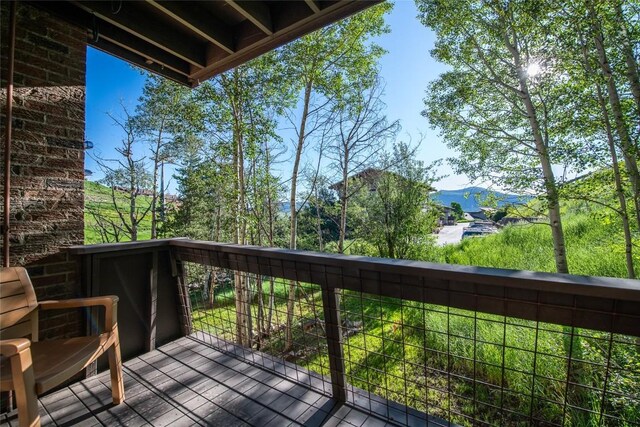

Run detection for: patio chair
[[0, 267, 124, 427]]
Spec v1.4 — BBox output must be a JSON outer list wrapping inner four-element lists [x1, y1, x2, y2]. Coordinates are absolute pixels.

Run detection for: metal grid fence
[[182, 263, 334, 396], [339, 290, 639, 426], [170, 242, 640, 427]]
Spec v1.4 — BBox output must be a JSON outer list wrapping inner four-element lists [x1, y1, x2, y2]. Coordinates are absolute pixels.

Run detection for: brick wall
[[1, 3, 86, 340]]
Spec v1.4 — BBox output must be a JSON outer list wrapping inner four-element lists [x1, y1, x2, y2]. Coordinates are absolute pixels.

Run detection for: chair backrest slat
[[1, 267, 39, 339], [1, 279, 27, 299], [3, 317, 34, 338]]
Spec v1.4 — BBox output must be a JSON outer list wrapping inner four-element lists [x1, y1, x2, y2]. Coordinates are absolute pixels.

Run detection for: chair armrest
[[39, 296, 119, 333], [39, 296, 118, 310], [0, 338, 31, 356]]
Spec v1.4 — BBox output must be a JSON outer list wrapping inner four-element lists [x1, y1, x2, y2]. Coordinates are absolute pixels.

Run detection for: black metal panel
[[78, 248, 183, 369], [93, 252, 151, 365], [155, 249, 182, 346]]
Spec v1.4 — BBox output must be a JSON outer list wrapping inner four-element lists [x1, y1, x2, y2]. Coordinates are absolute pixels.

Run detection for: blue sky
[[85, 0, 470, 193]]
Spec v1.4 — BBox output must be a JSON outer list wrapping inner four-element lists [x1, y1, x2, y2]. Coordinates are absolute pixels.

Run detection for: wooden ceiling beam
[[73, 1, 207, 68], [90, 39, 191, 86], [145, 1, 235, 55], [28, 0, 381, 87], [191, 1, 382, 83], [26, 1, 192, 78], [305, 0, 321, 14], [99, 33, 191, 77], [225, 0, 273, 35]]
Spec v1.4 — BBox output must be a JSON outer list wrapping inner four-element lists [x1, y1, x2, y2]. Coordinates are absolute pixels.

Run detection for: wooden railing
[[69, 238, 640, 425], [168, 239, 640, 336]]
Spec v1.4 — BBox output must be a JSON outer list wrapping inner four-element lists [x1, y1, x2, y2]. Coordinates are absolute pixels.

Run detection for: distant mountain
[[279, 201, 305, 214], [431, 186, 531, 212]]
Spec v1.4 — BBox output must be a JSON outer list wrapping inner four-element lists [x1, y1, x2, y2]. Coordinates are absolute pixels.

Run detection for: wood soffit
[[28, 0, 381, 87]]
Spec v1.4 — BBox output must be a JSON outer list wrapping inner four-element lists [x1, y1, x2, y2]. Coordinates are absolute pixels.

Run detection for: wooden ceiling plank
[[225, 0, 273, 35], [73, 0, 207, 68], [191, 1, 381, 84], [25, 1, 191, 77], [305, 0, 321, 14], [145, 1, 235, 55], [91, 38, 191, 86], [100, 34, 191, 77]]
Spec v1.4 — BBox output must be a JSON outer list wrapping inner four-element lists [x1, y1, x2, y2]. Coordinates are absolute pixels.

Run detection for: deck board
[[1, 335, 439, 426]]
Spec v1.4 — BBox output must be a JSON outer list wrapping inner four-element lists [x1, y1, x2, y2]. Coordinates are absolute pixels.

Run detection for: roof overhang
[[28, 0, 381, 87]]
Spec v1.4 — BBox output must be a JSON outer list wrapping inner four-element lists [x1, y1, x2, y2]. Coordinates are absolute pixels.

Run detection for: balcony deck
[[1, 335, 426, 427], [4, 239, 637, 426]]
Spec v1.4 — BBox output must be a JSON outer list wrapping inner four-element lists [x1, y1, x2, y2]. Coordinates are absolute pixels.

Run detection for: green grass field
[[190, 275, 639, 426], [430, 204, 640, 279], [84, 180, 153, 244]]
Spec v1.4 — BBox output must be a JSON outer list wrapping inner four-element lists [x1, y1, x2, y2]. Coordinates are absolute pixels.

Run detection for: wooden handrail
[[167, 239, 640, 300], [169, 239, 640, 338], [68, 238, 640, 337]]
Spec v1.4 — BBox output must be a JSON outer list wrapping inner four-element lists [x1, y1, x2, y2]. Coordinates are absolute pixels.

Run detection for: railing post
[[321, 286, 346, 402], [146, 250, 158, 352], [171, 255, 193, 336]]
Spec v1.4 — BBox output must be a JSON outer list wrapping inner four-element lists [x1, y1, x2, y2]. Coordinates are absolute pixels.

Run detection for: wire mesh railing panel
[[181, 262, 333, 395], [168, 241, 640, 427], [338, 290, 640, 427]]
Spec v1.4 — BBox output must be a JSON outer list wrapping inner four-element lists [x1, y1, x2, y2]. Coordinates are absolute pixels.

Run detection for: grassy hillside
[[84, 180, 153, 244], [431, 200, 639, 279]]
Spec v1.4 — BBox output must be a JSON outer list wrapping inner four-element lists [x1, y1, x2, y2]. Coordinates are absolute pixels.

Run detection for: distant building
[[466, 210, 487, 220], [465, 207, 496, 220], [435, 204, 456, 226]]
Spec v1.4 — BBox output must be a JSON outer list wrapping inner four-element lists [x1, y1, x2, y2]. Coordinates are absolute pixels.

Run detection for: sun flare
[[526, 62, 542, 78]]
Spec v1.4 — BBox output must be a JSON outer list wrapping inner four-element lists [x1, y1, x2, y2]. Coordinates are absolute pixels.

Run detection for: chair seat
[[1, 334, 112, 394]]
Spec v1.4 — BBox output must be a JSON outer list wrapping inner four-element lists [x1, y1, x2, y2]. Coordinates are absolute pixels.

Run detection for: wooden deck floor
[[1, 336, 430, 427]]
